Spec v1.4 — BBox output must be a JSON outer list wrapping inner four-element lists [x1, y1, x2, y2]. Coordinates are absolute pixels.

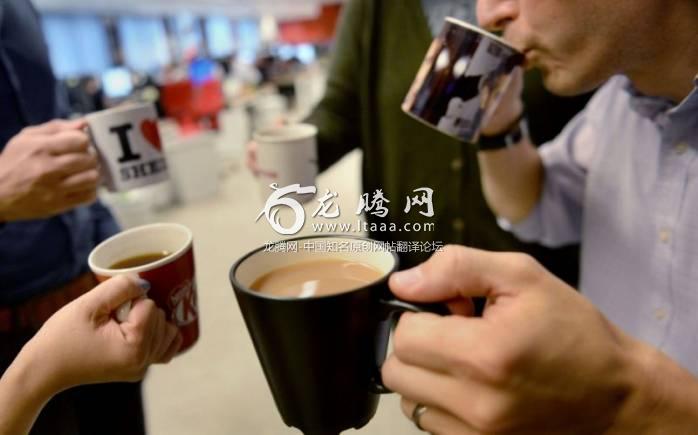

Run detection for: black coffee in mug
[[109, 251, 171, 269], [230, 236, 445, 435]]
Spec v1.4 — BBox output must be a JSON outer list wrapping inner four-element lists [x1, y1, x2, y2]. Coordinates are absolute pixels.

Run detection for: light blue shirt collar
[[622, 74, 698, 122]]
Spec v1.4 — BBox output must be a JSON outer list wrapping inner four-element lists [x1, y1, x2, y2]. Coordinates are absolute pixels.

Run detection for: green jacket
[[309, 0, 591, 282]]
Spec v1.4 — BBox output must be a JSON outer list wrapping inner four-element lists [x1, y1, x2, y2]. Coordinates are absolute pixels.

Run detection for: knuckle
[[111, 274, 132, 288], [439, 244, 462, 257], [32, 137, 50, 152], [504, 252, 543, 281], [426, 244, 468, 280], [86, 153, 98, 167], [141, 298, 157, 312], [391, 315, 417, 357], [82, 170, 100, 186], [46, 120, 63, 129], [471, 346, 519, 386], [440, 244, 467, 267], [126, 342, 148, 369], [399, 398, 414, 418], [32, 161, 53, 182], [129, 328, 147, 347], [165, 323, 178, 339], [469, 395, 512, 433], [156, 307, 167, 323], [380, 355, 400, 388]]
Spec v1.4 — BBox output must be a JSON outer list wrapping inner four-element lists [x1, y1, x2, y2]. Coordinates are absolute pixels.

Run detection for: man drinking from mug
[[382, 0, 698, 432], [0, 0, 146, 433], [247, 0, 592, 284]]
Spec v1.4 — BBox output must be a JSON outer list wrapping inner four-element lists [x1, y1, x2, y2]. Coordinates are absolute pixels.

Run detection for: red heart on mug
[[140, 119, 162, 151]]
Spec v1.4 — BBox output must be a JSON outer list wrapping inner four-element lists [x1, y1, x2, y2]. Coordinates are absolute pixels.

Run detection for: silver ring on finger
[[412, 403, 429, 431]]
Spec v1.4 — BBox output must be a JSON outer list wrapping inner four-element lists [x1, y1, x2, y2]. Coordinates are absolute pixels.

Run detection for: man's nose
[[477, 0, 519, 32]]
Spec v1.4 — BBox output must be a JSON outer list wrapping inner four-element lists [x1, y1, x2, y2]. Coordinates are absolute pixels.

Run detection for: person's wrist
[[3, 345, 60, 409], [477, 114, 528, 151], [607, 339, 698, 435], [603, 340, 658, 434], [481, 110, 524, 137]]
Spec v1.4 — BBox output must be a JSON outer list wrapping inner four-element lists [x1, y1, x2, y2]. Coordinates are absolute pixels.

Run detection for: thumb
[[389, 245, 537, 303], [481, 66, 524, 136], [84, 275, 150, 314]]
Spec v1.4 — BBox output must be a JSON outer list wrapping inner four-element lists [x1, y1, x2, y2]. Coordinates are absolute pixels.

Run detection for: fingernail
[[391, 267, 422, 288], [115, 301, 132, 323], [135, 278, 150, 293]]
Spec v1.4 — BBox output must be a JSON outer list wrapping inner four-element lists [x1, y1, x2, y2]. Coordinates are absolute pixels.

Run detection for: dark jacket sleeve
[[306, 0, 366, 172], [90, 200, 120, 243]]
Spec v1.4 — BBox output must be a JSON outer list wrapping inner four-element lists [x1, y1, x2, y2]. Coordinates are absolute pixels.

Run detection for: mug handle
[[370, 300, 449, 394]]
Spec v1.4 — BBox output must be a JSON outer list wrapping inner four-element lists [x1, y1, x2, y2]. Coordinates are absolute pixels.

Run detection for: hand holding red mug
[[382, 245, 698, 434], [0, 275, 181, 435], [89, 223, 200, 353]]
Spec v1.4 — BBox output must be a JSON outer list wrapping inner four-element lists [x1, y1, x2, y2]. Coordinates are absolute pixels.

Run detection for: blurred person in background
[[83, 76, 105, 113], [254, 53, 278, 86], [249, 0, 593, 285], [0, 0, 147, 433], [275, 57, 303, 109]]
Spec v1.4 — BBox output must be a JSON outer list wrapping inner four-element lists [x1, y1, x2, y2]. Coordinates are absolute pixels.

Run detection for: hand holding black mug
[[230, 235, 448, 435]]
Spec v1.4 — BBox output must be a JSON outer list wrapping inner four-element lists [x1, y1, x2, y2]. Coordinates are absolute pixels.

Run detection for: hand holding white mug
[[0, 275, 182, 435], [382, 245, 698, 434], [246, 114, 290, 178], [0, 119, 99, 222], [245, 140, 260, 177]]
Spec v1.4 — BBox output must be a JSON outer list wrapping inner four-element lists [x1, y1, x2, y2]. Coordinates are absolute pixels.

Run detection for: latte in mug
[[250, 259, 384, 298]]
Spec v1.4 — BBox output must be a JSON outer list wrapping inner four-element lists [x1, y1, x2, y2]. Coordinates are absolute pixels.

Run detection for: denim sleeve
[[89, 200, 120, 243]]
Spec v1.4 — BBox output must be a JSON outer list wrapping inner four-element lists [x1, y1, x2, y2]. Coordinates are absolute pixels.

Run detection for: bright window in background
[[273, 43, 317, 64], [172, 13, 203, 60], [296, 44, 317, 64], [118, 17, 171, 72], [235, 18, 261, 64], [102, 66, 134, 99], [41, 15, 112, 78], [275, 44, 296, 61], [205, 16, 235, 58]]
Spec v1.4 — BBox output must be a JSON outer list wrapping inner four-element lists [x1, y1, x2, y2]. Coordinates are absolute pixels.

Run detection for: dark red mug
[[88, 223, 199, 353]]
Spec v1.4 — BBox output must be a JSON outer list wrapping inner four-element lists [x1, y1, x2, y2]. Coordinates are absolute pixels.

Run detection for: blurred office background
[[34, 0, 345, 223]]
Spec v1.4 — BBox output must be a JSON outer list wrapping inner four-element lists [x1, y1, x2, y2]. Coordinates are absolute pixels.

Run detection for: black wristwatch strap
[[477, 116, 529, 151]]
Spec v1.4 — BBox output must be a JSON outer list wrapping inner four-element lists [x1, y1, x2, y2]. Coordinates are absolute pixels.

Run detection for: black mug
[[230, 235, 444, 435]]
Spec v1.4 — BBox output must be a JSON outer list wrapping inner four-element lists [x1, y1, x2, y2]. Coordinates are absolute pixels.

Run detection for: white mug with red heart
[[86, 103, 168, 192]]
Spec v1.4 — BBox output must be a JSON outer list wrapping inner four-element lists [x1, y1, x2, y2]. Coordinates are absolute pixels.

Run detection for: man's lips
[[521, 49, 538, 69]]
